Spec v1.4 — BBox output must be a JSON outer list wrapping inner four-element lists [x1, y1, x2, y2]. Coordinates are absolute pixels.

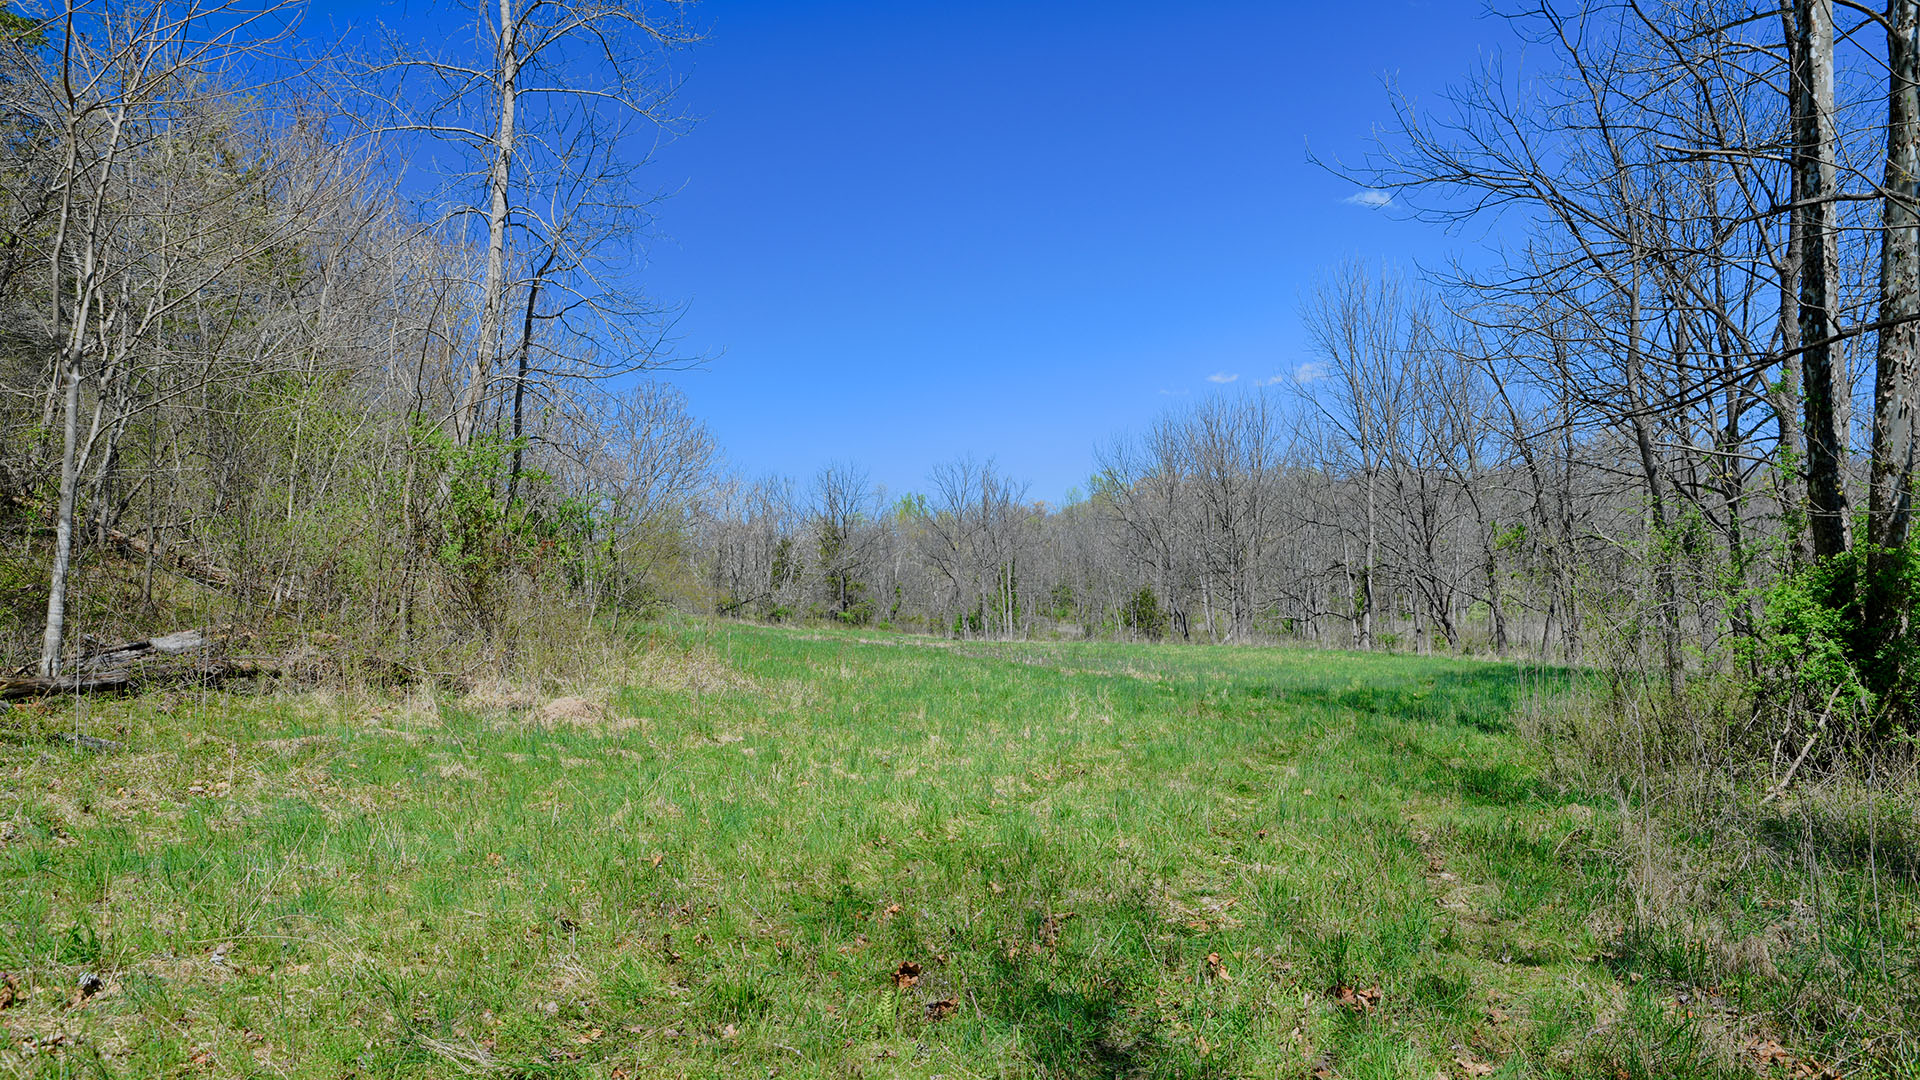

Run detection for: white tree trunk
[[39, 371, 83, 678], [457, 0, 521, 444]]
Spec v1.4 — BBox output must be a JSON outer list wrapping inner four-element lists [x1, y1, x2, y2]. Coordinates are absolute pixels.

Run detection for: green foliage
[[833, 593, 875, 626], [1492, 522, 1528, 551], [769, 536, 798, 591], [951, 604, 982, 637], [0, 7, 46, 47], [1047, 580, 1075, 620], [423, 429, 576, 627], [1744, 553, 1870, 726], [892, 492, 929, 521], [1118, 584, 1165, 640], [1256, 605, 1299, 637], [1742, 540, 1920, 748]]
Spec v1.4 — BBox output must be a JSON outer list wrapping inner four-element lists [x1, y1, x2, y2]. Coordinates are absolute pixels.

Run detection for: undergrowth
[[1522, 664, 1920, 1077]]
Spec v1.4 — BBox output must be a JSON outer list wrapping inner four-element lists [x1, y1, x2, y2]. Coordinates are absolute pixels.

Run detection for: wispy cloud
[[1158, 388, 1190, 397], [1253, 374, 1286, 387], [1293, 361, 1330, 383], [1206, 372, 1240, 384], [1343, 188, 1392, 209]]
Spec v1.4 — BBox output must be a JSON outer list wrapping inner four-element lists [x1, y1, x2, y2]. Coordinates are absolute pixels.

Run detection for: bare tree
[[363, 0, 697, 445]]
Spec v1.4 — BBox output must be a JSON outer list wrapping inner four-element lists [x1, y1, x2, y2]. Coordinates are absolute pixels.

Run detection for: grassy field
[[0, 621, 1877, 1078]]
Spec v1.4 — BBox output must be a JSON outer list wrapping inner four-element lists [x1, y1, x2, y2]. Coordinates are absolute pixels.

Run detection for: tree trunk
[[505, 273, 546, 507], [457, 0, 521, 445], [1794, 0, 1852, 558], [1360, 467, 1377, 650], [39, 370, 82, 678], [1771, 7, 1813, 568], [1870, 0, 1920, 554], [1868, 0, 1920, 733]]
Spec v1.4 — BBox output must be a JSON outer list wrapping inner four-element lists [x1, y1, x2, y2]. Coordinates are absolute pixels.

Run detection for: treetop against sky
[[524, 0, 1519, 504]]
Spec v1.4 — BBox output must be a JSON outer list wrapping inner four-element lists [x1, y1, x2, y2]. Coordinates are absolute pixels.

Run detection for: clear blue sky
[[346, 0, 1521, 504], [635, 1, 1516, 505]]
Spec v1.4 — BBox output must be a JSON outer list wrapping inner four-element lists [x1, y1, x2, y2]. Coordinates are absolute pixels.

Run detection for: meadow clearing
[[0, 622, 1898, 1078]]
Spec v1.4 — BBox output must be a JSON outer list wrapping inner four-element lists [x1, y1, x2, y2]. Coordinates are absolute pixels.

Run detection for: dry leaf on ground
[[1332, 983, 1381, 1013], [1205, 952, 1233, 982]]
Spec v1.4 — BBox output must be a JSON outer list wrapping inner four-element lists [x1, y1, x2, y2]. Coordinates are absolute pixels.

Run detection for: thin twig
[[1762, 683, 1847, 804]]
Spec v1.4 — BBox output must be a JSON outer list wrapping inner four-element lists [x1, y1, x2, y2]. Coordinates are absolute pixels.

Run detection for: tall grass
[[1521, 663, 1920, 1076], [0, 620, 1895, 1076]]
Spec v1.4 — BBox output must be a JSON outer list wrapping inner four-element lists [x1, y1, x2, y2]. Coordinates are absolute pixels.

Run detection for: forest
[[5, 0, 1912, 757], [4, 0, 1920, 1075]]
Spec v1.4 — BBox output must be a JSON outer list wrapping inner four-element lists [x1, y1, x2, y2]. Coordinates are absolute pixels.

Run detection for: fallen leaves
[[891, 961, 922, 989], [1205, 952, 1233, 982], [1331, 983, 1381, 1013], [1453, 1054, 1494, 1077], [1744, 1035, 1841, 1079], [924, 998, 957, 1021]]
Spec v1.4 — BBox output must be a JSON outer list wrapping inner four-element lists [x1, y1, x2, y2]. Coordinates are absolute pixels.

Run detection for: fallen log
[[0, 670, 134, 700], [2, 628, 246, 700], [100, 526, 234, 592], [4, 495, 304, 603], [72, 629, 215, 672], [0, 658, 270, 701]]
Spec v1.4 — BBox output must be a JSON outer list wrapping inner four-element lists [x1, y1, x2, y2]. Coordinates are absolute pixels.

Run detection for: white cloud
[[1343, 188, 1393, 209], [1206, 372, 1240, 384], [1158, 388, 1190, 397], [1253, 374, 1285, 387], [1293, 361, 1330, 383]]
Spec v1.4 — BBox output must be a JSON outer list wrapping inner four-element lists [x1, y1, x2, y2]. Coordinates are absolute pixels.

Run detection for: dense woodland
[[5, 0, 1920, 758]]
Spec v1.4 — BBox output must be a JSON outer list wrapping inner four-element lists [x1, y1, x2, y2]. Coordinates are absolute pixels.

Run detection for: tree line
[[693, 0, 1920, 761], [5, 0, 1920, 759]]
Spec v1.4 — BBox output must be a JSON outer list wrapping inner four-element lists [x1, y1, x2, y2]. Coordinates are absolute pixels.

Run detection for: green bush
[[1738, 540, 1920, 756], [1119, 585, 1165, 640]]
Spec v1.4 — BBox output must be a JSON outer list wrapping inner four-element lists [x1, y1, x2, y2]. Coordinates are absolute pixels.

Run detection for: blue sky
[[357, 0, 1522, 504], [633, 1, 1521, 504]]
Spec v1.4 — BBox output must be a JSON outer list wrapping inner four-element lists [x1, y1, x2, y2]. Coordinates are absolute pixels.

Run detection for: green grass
[[0, 622, 1848, 1077]]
